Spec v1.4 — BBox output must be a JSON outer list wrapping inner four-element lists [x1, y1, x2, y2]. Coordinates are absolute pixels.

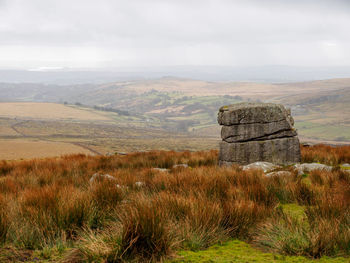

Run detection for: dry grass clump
[[254, 168, 350, 258], [0, 146, 348, 261], [118, 197, 174, 261], [301, 144, 350, 165]]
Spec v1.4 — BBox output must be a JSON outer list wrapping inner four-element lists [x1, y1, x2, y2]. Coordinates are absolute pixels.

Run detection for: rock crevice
[[218, 102, 301, 165], [223, 129, 297, 143]]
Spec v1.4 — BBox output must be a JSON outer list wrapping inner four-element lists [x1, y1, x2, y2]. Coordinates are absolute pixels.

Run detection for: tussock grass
[[301, 144, 350, 165], [0, 146, 348, 261]]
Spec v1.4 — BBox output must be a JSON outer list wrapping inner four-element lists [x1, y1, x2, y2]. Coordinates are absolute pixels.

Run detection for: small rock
[[265, 171, 293, 177], [116, 152, 127, 155], [151, 168, 170, 173], [89, 173, 116, 183], [115, 184, 129, 190], [173, 164, 189, 169], [301, 142, 314, 147], [340, 164, 350, 173], [135, 181, 145, 187], [294, 163, 332, 175], [243, 162, 281, 173]]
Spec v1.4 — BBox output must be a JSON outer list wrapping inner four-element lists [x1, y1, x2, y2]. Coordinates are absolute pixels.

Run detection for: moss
[[281, 203, 306, 221], [340, 165, 350, 170], [30, 246, 69, 262], [170, 240, 348, 263], [300, 177, 312, 187], [0, 245, 70, 263]]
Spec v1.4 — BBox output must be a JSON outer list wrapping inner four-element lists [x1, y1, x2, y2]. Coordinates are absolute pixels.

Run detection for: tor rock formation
[[218, 102, 301, 165]]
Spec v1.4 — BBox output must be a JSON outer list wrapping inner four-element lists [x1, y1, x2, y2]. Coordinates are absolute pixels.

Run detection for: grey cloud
[[0, 0, 349, 68]]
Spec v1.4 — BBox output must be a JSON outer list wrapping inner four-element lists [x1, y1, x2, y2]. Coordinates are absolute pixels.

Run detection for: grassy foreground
[[172, 240, 348, 263], [0, 145, 348, 262]]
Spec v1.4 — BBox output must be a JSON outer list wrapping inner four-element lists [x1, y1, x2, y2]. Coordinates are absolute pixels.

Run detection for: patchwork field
[[0, 102, 112, 121], [0, 110, 219, 160], [0, 77, 349, 160], [0, 139, 92, 160]]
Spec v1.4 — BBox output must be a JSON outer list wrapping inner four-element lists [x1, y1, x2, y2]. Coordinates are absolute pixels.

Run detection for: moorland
[[0, 145, 348, 262]]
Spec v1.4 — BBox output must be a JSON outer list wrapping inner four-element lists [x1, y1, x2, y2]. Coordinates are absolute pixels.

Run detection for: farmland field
[[0, 102, 112, 121], [0, 103, 219, 160], [0, 78, 349, 160], [0, 139, 92, 160]]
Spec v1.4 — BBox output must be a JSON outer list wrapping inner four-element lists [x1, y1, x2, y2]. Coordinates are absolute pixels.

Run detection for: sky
[[0, 0, 349, 70]]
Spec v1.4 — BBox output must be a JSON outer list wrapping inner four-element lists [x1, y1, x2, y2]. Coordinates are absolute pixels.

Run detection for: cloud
[[0, 0, 349, 68]]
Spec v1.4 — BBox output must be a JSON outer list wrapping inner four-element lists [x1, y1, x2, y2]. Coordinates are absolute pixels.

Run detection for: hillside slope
[[0, 78, 349, 144]]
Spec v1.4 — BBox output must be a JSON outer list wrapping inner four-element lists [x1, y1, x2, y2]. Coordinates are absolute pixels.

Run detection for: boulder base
[[219, 137, 301, 165]]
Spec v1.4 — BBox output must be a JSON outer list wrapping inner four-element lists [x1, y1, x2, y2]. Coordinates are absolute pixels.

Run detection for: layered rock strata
[[218, 102, 301, 165]]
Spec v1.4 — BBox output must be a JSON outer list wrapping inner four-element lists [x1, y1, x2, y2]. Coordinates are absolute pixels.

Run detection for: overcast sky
[[0, 0, 349, 70]]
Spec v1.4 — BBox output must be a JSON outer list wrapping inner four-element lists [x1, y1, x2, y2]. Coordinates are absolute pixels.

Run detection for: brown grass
[[301, 144, 350, 165], [0, 139, 93, 160], [0, 146, 348, 261]]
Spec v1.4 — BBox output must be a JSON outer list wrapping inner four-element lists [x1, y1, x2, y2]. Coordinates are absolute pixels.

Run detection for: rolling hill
[[0, 77, 349, 160]]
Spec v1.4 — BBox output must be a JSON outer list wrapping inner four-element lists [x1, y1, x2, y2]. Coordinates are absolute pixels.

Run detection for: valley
[[0, 77, 349, 160]]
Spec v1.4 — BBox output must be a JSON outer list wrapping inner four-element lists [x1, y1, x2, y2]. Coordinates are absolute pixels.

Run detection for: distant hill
[[0, 77, 349, 144], [2, 65, 350, 83]]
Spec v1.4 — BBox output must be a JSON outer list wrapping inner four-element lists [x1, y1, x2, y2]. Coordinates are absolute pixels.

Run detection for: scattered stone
[[301, 142, 314, 147], [218, 102, 301, 165], [106, 152, 114, 156], [293, 163, 332, 175], [340, 163, 350, 173], [219, 160, 238, 167], [151, 168, 170, 173], [135, 181, 145, 187], [242, 162, 281, 173], [89, 173, 116, 183], [265, 171, 293, 177], [115, 184, 129, 190], [172, 164, 189, 169]]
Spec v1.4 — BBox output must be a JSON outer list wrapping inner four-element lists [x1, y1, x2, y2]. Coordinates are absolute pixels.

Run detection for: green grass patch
[[295, 121, 350, 142], [170, 240, 348, 263], [340, 165, 350, 170], [281, 204, 306, 221]]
